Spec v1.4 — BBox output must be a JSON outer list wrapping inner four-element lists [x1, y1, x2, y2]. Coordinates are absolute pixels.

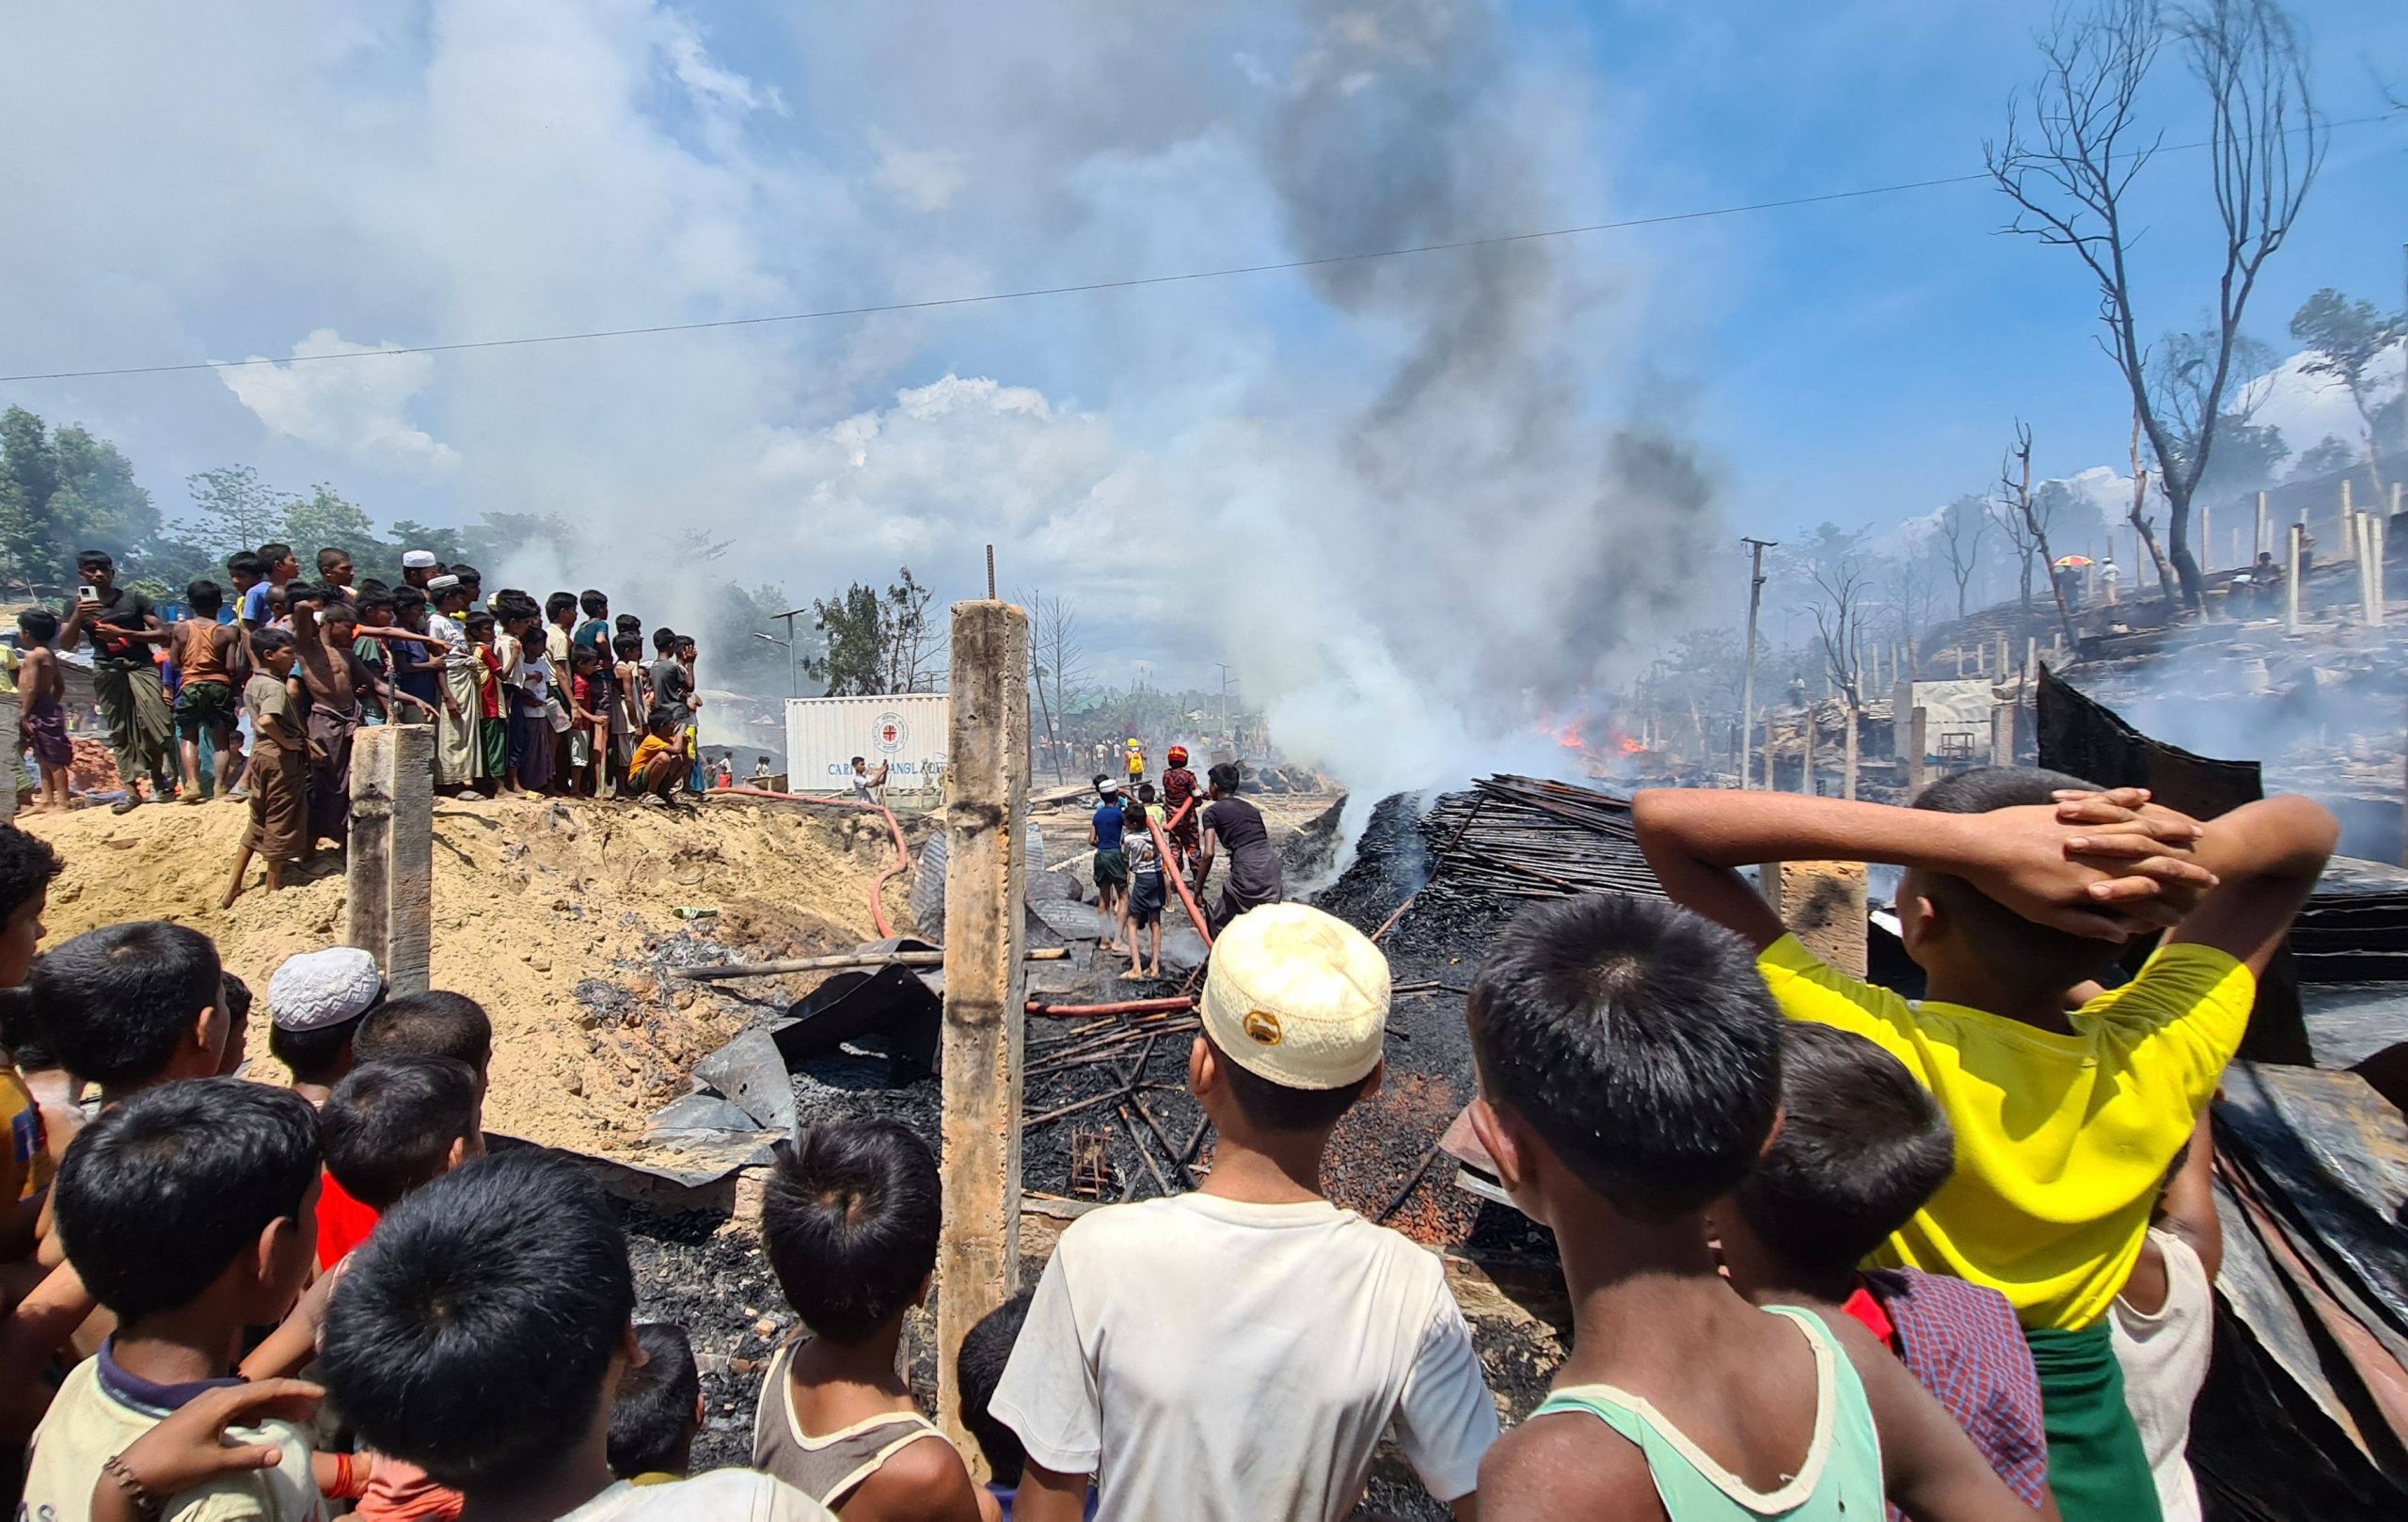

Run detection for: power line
[[3, 110, 2395, 386]]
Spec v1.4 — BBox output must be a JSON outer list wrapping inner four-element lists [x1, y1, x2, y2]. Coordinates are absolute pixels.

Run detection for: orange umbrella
[[2052, 555, 2094, 568]]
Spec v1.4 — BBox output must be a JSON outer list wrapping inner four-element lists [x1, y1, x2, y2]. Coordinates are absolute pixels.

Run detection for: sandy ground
[[21, 792, 928, 1156]]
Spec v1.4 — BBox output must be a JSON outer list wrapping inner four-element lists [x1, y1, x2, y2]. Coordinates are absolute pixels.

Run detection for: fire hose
[[1145, 800, 1214, 949], [708, 786, 911, 940]]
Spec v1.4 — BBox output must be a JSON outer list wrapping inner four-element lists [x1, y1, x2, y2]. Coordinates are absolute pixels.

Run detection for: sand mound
[[21, 793, 931, 1157]]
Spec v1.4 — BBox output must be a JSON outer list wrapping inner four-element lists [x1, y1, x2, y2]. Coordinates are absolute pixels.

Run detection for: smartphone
[[76, 584, 100, 604]]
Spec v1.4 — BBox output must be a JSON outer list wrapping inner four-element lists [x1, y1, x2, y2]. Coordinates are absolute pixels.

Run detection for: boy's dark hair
[[317, 547, 352, 573], [0, 823, 64, 926], [578, 590, 607, 617], [257, 542, 293, 568], [614, 614, 640, 634], [320, 602, 359, 631], [322, 1055, 482, 1209], [0, 987, 53, 1070], [252, 627, 296, 658], [1138, 782, 1157, 803], [448, 563, 480, 586], [358, 577, 389, 595], [646, 711, 677, 736], [612, 634, 642, 659], [356, 991, 494, 1077], [608, 1324, 701, 1480], [547, 592, 578, 621], [357, 587, 397, 617], [19, 608, 59, 644], [29, 922, 224, 1088], [572, 646, 600, 668], [467, 611, 497, 635], [55, 1079, 320, 1322], [270, 1008, 373, 1087], [76, 549, 114, 575], [850, 755, 865, 769], [392, 585, 427, 613], [321, 1150, 635, 1489], [1208, 761, 1242, 794], [1910, 767, 2124, 981], [185, 579, 226, 616], [763, 1119, 941, 1343], [1467, 894, 1782, 1221], [1732, 1023, 1955, 1276], [223, 972, 253, 1025], [228, 551, 266, 581], [1205, 1032, 1370, 1134], [957, 1291, 1036, 1485], [652, 627, 679, 654]]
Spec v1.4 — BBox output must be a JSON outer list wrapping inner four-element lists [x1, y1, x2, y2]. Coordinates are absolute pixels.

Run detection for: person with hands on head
[[1465, 893, 2053, 1522], [62, 550, 177, 813], [1632, 770, 2337, 1522]]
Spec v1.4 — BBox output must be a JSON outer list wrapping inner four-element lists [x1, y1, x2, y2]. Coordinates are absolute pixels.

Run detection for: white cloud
[[216, 329, 458, 471], [867, 131, 968, 213]]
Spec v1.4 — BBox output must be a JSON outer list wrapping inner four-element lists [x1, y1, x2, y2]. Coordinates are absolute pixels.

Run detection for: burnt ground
[[613, 785, 1571, 1519]]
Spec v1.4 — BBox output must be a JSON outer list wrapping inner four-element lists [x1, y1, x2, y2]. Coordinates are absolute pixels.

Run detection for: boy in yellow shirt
[[626, 712, 684, 806], [1634, 769, 2336, 1522]]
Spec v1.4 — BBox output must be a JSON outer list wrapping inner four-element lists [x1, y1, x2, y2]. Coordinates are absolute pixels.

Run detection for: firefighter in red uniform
[[1159, 744, 1204, 884]]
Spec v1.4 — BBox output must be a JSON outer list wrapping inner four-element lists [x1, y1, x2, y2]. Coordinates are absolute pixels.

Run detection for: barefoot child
[[171, 580, 242, 803], [1122, 785, 1165, 978], [15, 610, 74, 815], [224, 630, 307, 905]]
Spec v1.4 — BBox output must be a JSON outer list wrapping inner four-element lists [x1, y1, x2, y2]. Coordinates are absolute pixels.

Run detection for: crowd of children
[[0, 748, 2337, 1522], [13, 546, 717, 899]]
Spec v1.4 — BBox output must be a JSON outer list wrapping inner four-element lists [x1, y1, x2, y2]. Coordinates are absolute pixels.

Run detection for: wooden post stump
[[344, 722, 433, 994], [935, 600, 1031, 1462], [1766, 861, 1870, 979]]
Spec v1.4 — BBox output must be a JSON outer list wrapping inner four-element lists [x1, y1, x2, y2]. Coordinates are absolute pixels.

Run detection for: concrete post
[[2287, 524, 2305, 634], [2360, 513, 2384, 627], [2025, 637, 2038, 685], [1842, 704, 1859, 801], [936, 600, 1031, 1460], [1907, 706, 1929, 795], [2341, 481, 2356, 564], [344, 722, 434, 995], [2255, 491, 2268, 558], [1761, 708, 1776, 795], [2201, 503, 2212, 573], [1766, 861, 1870, 979], [1991, 700, 2015, 768], [1801, 706, 1817, 797]]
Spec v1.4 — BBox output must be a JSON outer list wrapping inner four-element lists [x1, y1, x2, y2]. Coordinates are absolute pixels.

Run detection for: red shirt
[[316, 1168, 381, 1270], [473, 646, 503, 720]]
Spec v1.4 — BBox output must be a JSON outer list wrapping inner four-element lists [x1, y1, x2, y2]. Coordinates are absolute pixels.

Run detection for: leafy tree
[[184, 465, 293, 554], [809, 582, 888, 696], [2289, 288, 2407, 490], [2291, 434, 2354, 481], [882, 567, 940, 694], [281, 484, 381, 569], [0, 408, 158, 590], [384, 519, 467, 570]]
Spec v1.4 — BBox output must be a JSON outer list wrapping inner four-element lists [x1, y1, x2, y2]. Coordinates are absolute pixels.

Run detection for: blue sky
[[0, 2, 2400, 780]]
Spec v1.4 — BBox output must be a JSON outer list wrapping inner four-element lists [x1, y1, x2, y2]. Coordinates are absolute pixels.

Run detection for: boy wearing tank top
[[755, 1119, 986, 1521], [1464, 895, 2049, 1522]]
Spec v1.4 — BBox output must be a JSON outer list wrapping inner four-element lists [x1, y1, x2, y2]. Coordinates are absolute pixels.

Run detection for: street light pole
[[774, 607, 811, 699]]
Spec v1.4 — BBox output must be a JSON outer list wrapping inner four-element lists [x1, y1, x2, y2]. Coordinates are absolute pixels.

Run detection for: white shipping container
[[784, 694, 951, 795]]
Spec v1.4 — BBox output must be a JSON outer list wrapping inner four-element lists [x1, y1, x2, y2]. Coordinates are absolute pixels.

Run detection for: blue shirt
[[1092, 804, 1126, 851], [242, 581, 273, 625]]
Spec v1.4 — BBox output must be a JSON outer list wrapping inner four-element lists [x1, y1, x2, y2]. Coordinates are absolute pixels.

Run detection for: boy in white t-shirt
[[991, 903, 1499, 1522]]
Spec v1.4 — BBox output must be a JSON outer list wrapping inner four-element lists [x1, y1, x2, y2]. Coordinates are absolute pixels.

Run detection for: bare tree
[[2126, 411, 2177, 598], [1937, 495, 1992, 619], [1988, 0, 2322, 611], [2000, 422, 2083, 649], [1885, 536, 1948, 661], [1024, 591, 1088, 782], [1786, 524, 1878, 708]]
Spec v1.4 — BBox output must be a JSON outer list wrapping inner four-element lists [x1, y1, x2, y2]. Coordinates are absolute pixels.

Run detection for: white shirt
[[24, 1355, 326, 1522], [554, 1471, 832, 1522], [990, 1194, 1498, 1522], [426, 610, 471, 671], [2110, 1228, 2211, 1522]]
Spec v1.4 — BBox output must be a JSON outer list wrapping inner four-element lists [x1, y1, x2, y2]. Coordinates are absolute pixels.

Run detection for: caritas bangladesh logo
[[872, 714, 910, 755]]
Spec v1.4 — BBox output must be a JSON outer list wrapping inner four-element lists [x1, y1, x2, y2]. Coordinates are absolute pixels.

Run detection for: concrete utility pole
[[935, 600, 1031, 1462], [2255, 491, 2269, 559], [1738, 538, 1775, 788], [344, 723, 434, 995], [2287, 524, 2305, 633], [1216, 663, 1234, 748], [774, 607, 811, 698]]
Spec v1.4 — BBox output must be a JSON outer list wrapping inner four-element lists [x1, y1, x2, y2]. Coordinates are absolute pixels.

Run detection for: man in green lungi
[[62, 549, 175, 813]]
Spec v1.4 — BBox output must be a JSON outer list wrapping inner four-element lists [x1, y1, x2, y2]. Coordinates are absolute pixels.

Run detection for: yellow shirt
[[630, 734, 674, 773], [1757, 933, 2253, 1330]]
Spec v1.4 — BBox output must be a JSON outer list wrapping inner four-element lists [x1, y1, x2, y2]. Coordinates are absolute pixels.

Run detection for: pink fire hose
[[711, 786, 911, 940]]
